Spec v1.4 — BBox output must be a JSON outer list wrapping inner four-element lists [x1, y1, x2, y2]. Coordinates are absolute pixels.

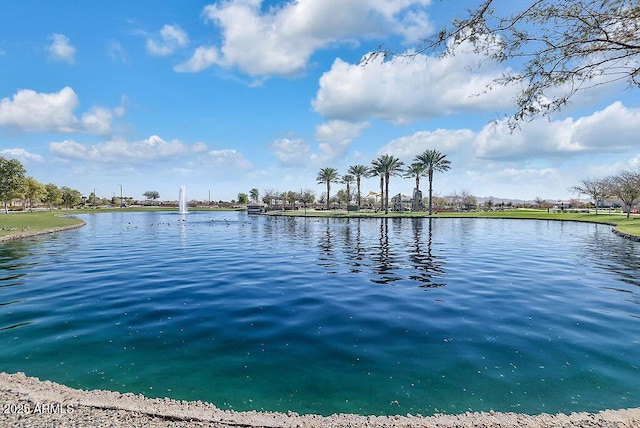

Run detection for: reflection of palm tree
[[410, 218, 447, 287], [316, 167, 339, 210], [371, 154, 404, 214], [348, 164, 369, 208], [317, 218, 336, 271], [371, 218, 394, 284], [414, 150, 451, 215]]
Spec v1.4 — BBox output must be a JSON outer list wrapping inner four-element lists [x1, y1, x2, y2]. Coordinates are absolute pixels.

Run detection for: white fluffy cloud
[[0, 148, 44, 163], [313, 47, 517, 123], [314, 120, 369, 161], [270, 138, 311, 167], [474, 102, 640, 161], [174, 46, 219, 73], [47, 33, 76, 63], [378, 129, 475, 161], [194, 0, 432, 77], [50, 135, 208, 162], [146, 25, 189, 56], [201, 149, 252, 170], [0, 87, 123, 134]]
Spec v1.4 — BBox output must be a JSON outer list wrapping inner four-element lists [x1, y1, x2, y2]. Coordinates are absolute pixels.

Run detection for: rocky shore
[[1, 372, 639, 427]]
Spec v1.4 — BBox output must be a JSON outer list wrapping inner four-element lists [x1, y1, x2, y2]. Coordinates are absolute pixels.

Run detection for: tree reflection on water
[[315, 217, 447, 288]]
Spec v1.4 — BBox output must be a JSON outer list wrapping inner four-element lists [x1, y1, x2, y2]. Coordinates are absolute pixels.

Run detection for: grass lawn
[[0, 211, 84, 239]]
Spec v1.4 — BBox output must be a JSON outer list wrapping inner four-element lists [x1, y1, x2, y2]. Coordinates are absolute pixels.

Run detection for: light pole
[[119, 184, 123, 208]]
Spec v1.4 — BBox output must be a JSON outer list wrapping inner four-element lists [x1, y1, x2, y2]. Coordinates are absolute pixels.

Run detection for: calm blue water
[[1, 211, 639, 416]]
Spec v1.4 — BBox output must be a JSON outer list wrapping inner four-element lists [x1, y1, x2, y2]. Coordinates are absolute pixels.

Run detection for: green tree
[[237, 192, 249, 204], [336, 189, 349, 207], [608, 170, 640, 219], [61, 186, 82, 209], [372, 154, 404, 215], [43, 183, 62, 211], [369, 159, 386, 212], [299, 189, 315, 208], [397, 0, 640, 126], [284, 190, 297, 208], [347, 164, 369, 207], [414, 149, 451, 215], [143, 190, 160, 201], [262, 188, 278, 207], [570, 177, 611, 215], [404, 163, 426, 192], [0, 156, 26, 213], [316, 167, 339, 210], [23, 177, 46, 211], [249, 188, 259, 203], [341, 174, 355, 205]]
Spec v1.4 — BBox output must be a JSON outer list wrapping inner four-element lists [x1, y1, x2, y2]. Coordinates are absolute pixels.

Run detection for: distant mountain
[[476, 196, 570, 205]]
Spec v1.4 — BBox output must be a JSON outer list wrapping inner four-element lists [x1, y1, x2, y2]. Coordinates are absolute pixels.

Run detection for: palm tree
[[414, 149, 451, 215], [341, 174, 355, 205], [404, 163, 427, 212], [316, 167, 340, 210], [369, 158, 385, 212], [372, 154, 404, 214], [404, 163, 426, 192], [347, 164, 369, 207]]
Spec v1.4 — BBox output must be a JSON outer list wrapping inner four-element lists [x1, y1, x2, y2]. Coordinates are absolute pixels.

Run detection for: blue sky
[[1, 0, 639, 203]]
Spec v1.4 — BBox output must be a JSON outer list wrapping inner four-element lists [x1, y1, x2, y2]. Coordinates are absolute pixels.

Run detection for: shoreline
[[1, 372, 639, 427], [0, 219, 86, 243]]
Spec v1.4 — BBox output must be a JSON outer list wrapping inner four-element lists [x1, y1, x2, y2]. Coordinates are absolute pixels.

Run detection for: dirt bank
[[1, 372, 639, 427]]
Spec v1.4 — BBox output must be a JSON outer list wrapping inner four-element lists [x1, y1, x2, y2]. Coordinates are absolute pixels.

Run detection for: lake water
[[1, 211, 639, 416]]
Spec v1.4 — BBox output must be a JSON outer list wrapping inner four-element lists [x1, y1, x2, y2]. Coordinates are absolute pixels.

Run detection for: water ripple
[[0, 213, 639, 416]]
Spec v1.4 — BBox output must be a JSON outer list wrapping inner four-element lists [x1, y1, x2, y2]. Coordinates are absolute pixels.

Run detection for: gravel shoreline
[[1, 373, 639, 427]]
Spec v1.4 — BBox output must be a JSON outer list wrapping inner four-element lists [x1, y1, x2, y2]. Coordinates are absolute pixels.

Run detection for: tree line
[[571, 170, 640, 219], [315, 149, 451, 215], [0, 156, 170, 213], [0, 156, 87, 213]]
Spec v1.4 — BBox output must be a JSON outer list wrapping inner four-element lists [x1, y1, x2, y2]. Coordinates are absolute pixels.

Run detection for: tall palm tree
[[341, 174, 355, 205], [404, 163, 426, 192], [404, 163, 427, 212], [414, 149, 451, 215], [369, 158, 385, 212], [372, 154, 404, 214], [316, 167, 339, 210], [347, 164, 369, 207]]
